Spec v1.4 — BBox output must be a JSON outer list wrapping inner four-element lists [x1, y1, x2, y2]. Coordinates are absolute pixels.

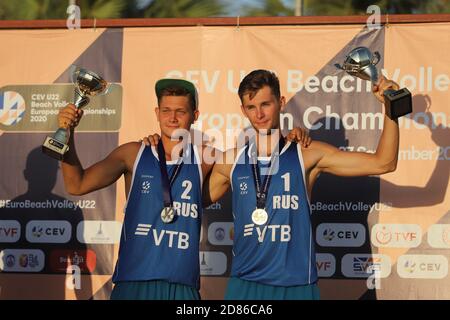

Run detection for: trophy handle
[[372, 51, 380, 66], [100, 82, 112, 96], [334, 63, 344, 70], [69, 65, 79, 84]]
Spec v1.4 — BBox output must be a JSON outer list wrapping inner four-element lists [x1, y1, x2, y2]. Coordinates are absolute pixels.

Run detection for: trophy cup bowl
[[336, 47, 412, 119], [42, 66, 109, 160]]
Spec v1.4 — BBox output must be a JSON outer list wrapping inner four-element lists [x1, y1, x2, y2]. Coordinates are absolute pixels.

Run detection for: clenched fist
[[372, 76, 400, 104], [58, 103, 83, 129]]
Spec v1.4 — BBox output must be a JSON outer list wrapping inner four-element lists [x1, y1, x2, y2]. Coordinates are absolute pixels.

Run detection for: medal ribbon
[[250, 136, 285, 210], [157, 140, 184, 208]]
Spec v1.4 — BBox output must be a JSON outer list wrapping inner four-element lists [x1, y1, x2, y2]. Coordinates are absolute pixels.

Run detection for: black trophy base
[[42, 136, 69, 160], [383, 88, 412, 119]]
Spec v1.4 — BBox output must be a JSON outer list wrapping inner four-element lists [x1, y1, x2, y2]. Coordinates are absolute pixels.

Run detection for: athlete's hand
[[286, 127, 312, 148], [142, 133, 161, 146], [373, 76, 400, 104], [58, 103, 83, 129]]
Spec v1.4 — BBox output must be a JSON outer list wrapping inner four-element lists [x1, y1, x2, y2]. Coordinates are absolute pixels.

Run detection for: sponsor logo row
[[4, 220, 449, 249], [0, 248, 97, 273], [0, 247, 225, 276], [316, 253, 449, 279], [0, 220, 122, 244], [207, 222, 450, 248], [1, 247, 445, 279], [176, 250, 450, 279]]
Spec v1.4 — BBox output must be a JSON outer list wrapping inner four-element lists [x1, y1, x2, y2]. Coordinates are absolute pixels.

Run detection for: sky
[[136, 0, 295, 16]]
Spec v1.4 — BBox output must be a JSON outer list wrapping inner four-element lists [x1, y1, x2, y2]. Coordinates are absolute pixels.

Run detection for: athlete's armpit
[[202, 149, 235, 207]]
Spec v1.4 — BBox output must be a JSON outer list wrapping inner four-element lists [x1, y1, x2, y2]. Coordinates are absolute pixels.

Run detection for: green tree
[[300, 0, 358, 16], [353, 0, 450, 14], [425, 0, 450, 13], [242, 0, 450, 16], [1, 0, 449, 20], [244, 0, 294, 17], [141, 0, 225, 18], [77, 0, 127, 19], [0, 0, 65, 20], [0, 0, 131, 20]]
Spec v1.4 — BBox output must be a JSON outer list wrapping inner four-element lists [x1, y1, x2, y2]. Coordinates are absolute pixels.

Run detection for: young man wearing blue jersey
[[204, 69, 401, 300], [58, 78, 213, 300]]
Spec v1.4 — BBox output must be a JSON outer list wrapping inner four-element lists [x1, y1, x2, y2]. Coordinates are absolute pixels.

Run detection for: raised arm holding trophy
[[42, 65, 109, 160], [336, 46, 413, 119]]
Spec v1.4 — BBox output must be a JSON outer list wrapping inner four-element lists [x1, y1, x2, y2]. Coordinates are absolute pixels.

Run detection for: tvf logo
[[243, 224, 291, 243], [0, 227, 18, 237], [375, 228, 417, 243], [372, 224, 421, 247]]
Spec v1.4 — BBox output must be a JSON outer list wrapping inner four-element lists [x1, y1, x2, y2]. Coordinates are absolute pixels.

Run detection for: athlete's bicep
[[202, 162, 231, 207], [78, 143, 139, 194], [316, 141, 388, 177]]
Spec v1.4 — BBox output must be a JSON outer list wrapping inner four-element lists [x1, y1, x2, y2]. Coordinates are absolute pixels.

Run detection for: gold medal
[[251, 208, 268, 225], [161, 207, 175, 223]]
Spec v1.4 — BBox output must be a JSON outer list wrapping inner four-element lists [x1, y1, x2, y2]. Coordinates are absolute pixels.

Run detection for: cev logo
[[322, 228, 335, 241], [403, 260, 416, 273], [316, 223, 365, 247], [26, 220, 71, 243], [397, 255, 448, 279], [0, 91, 26, 126], [141, 181, 151, 193]]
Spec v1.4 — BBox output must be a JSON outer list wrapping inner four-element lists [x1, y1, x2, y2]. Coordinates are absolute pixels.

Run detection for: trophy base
[[42, 136, 69, 160], [383, 88, 412, 119]]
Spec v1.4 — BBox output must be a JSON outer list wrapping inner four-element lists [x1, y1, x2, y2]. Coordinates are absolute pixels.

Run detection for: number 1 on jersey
[[281, 173, 290, 192]]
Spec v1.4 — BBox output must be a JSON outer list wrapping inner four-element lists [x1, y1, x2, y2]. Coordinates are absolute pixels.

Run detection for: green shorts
[[225, 277, 320, 300], [110, 280, 200, 300]]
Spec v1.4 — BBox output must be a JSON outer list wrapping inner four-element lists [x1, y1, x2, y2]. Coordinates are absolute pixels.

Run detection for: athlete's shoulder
[[197, 144, 240, 165], [298, 140, 339, 173], [301, 140, 337, 155], [307, 140, 333, 149], [114, 141, 144, 170], [222, 146, 243, 166], [116, 141, 143, 155]]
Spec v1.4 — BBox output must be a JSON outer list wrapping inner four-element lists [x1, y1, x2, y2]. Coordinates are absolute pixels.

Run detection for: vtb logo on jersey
[[134, 224, 189, 249], [243, 223, 291, 243]]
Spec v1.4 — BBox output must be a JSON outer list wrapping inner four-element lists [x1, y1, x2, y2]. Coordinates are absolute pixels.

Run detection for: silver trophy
[[336, 47, 412, 119], [42, 66, 109, 160]]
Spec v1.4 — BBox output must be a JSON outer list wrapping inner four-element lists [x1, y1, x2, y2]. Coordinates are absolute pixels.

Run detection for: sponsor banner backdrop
[[0, 23, 449, 299]]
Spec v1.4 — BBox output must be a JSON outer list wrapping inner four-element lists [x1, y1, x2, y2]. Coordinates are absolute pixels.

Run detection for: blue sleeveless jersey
[[112, 143, 203, 289], [230, 141, 317, 286]]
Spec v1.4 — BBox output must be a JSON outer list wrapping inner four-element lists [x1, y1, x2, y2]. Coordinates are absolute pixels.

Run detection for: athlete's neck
[[161, 135, 185, 161], [256, 128, 281, 157]]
